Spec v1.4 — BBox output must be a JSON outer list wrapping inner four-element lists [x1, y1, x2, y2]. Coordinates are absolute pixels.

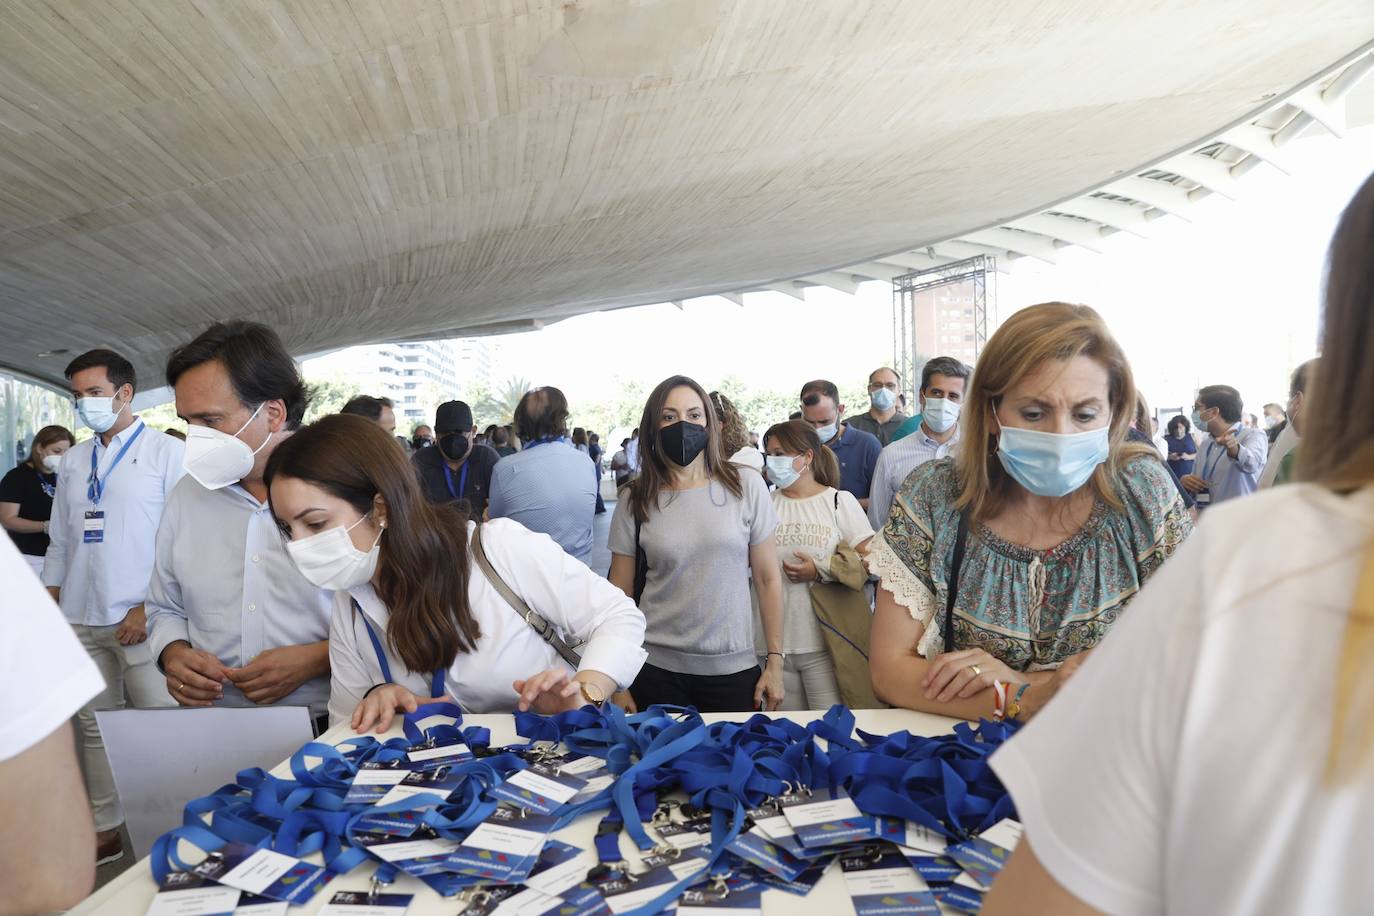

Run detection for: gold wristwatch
[[579, 680, 607, 707]]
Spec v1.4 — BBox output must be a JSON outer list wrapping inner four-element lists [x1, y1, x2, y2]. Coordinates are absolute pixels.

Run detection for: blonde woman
[[982, 171, 1374, 915], [868, 302, 1192, 721]]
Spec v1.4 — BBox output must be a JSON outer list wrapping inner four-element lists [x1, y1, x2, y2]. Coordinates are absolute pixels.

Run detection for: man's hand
[[46, 586, 60, 603], [782, 550, 819, 583], [162, 641, 230, 707], [226, 643, 328, 706], [1218, 431, 1240, 458], [1179, 473, 1208, 494], [114, 605, 147, 646]]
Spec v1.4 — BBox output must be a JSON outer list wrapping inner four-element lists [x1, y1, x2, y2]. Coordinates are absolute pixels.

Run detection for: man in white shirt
[[2, 538, 105, 909], [147, 321, 333, 729], [868, 356, 970, 530], [43, 347, 184, 865]]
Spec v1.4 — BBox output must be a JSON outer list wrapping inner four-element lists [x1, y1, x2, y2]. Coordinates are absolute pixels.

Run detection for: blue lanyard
[[87, 421, 145, 505], [1202, 430, 1237, 481], [353, 598, 446, 700], [442, 461, 470, 501], [522, 436, 564, 450], [36, 468, 55, 499]]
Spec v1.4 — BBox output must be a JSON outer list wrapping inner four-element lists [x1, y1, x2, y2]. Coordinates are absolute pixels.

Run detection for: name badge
[[1195, 489, 1212, 507], [83, 510, 105, 543]]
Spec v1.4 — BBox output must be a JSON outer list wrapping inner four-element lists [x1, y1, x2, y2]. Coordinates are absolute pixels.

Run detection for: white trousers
[[776, 650, 843, 712]]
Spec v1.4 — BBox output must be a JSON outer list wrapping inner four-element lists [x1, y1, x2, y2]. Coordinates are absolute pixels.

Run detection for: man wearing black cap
[[412, 401, 500, 516]]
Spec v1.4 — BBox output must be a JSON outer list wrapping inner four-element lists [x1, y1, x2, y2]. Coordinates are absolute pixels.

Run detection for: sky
[[480, 124, 1374, 422]]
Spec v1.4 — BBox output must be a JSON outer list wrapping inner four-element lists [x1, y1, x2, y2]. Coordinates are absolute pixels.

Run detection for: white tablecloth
[[71, 708, 961, 915]]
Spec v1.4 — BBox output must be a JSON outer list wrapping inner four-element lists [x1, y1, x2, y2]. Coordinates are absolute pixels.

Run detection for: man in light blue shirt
[[488, 387, 597, 564], [43, 348, 184, 865], [1181, 384, 1269, 507], [147, 322, 333, 725], [868, 356, 970, 529]]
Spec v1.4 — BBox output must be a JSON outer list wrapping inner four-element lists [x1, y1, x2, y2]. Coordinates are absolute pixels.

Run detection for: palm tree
[[487, 377, 533, 425]]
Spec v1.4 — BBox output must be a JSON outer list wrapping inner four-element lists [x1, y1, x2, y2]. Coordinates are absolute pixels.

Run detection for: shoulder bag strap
[[944, 511, 970, 652], [469, 524, 582, 669]]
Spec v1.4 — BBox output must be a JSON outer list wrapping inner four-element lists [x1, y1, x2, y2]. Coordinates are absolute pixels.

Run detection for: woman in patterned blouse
[[868, 302, 1193, 721]]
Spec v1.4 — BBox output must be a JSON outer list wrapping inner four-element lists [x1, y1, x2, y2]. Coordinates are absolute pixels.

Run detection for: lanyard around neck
[[353, 598, 446, 700], [442, 461, 470, 501], [87, 421, 145, 505]]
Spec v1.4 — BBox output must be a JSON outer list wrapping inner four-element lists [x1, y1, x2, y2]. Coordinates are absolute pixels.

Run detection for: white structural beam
[[1050, 198, 1153, 236], [761, 282, 808, 300], [1217, 124, 1296, 174], [961, 228, 1062, 263], [1007, 214, 1109, 252], [797, 271, 863, 295], [1163, 152, 1241, 199], [1102, 177, 1195, 217]]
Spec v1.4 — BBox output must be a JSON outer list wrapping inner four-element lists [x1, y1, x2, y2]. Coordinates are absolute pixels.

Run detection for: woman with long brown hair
[[266, 414, 647, 732], [983, 173, 1374, 914], [0, 424, 74, 574], [868, 302, 1192, 721], [760, 420, 873, 709], [608, 375, 786, 712]]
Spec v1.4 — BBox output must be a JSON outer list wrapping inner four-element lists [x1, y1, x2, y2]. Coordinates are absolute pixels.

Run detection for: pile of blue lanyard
[[151, 703, 1021, 914]]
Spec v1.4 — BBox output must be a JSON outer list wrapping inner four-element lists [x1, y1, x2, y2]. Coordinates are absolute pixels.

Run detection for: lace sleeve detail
[[868, 531, 944, 657]]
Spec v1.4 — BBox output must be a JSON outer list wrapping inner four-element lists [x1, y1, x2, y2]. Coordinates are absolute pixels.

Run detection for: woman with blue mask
[[867, 302, 1193, 722], [759, 420, 874, 710]]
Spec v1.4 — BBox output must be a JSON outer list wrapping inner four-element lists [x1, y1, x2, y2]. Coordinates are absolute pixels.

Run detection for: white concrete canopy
[[1, 0, 1372, 385]]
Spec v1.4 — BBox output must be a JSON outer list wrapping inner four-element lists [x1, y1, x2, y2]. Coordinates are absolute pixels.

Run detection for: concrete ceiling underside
[[1, 0, 1373, 386]]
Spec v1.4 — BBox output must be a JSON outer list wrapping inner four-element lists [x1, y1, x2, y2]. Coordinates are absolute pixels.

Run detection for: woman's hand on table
[[923, 649, 1027, 702], [351, 685, 439, 734], [513, 668, 583, 714]]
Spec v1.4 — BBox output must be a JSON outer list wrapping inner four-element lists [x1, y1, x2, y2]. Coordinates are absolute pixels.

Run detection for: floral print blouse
[[867, 455, 1193, 670]]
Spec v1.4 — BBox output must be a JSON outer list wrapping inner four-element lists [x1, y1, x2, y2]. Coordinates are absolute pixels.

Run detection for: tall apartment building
[[913, 282, 983, 367], [304, 340, 461, 426]]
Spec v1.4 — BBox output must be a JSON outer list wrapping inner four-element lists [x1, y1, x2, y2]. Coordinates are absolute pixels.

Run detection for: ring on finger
[[967, 664, 981, 678]]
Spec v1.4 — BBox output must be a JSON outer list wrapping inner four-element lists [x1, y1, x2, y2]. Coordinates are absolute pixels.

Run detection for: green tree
[[138, 400, 186, 434], [303, 375, 361, 423]]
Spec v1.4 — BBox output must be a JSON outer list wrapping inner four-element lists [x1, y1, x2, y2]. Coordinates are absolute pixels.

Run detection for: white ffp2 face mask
[[285, 515, 382, 591], [184, 403, 270, 490], [41, 453, 65, 474]]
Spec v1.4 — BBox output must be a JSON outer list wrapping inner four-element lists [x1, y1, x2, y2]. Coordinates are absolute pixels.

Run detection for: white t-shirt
[[759, 487, 873, 654], [329, 518, 647, 724], [729, 446, 765, 474], [990, 483, 1374, 915], [0, 537, 104, 761]]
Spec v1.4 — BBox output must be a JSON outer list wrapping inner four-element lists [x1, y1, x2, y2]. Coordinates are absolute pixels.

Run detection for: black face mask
[[658, 420, 709, 467], [439, 433, 471, 463]]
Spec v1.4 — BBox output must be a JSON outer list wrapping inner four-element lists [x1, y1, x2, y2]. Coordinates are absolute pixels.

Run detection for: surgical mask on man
[[997, 424, 1110, 498], [1192, 407, 1214, 430], [921, 397, 961, 434], [870, 388, 896, 412], [765, 454, 805, 490], [77, 393, 128, 433], [814, 422, 838, 444], [184, 402, 270, 490], [286, 514, 383, 591]]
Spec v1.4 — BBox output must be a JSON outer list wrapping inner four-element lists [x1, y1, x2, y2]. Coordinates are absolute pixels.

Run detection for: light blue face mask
[[921, 397, 961, 434], [870, 388, 896, 411], [765, 454, 804, 490], [997, 424, 1110, 498], [1191, 408, 1212, 429], [77, 393, 128, 433], [814, 422, 838, 444]]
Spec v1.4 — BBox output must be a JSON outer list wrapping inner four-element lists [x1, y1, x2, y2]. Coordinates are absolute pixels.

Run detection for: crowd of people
[[8, 172, 1374, 912]]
